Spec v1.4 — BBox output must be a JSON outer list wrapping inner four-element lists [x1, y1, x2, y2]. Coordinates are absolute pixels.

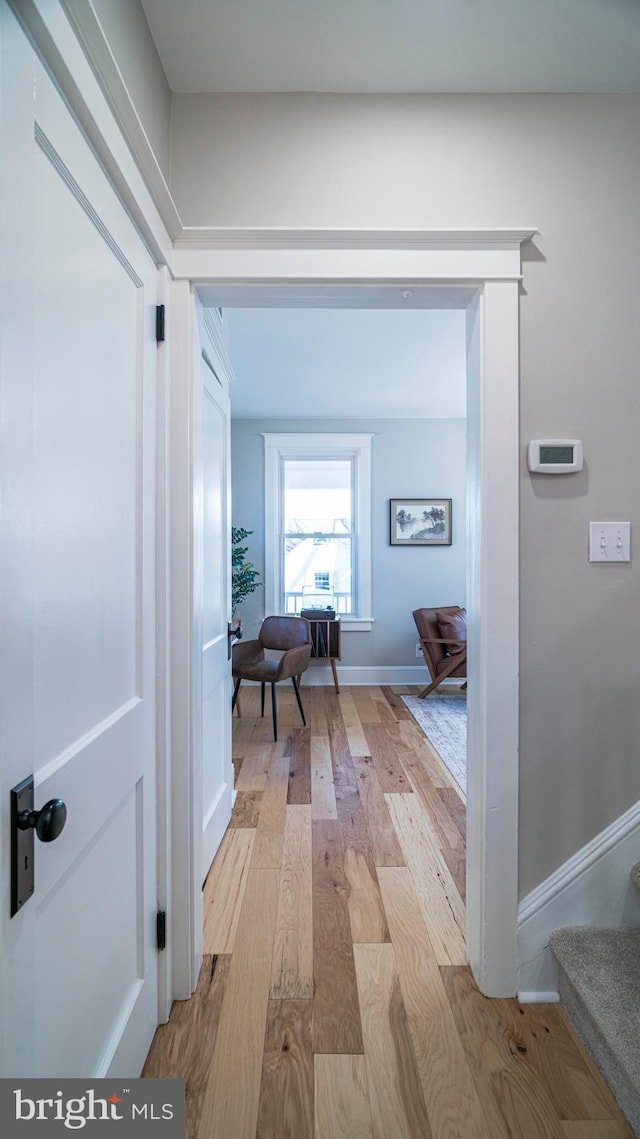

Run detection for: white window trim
[[263, 433, 373, 632]]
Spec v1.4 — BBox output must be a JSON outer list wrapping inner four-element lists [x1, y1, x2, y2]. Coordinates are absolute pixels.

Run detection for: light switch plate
[[589, 521, 631, 562]]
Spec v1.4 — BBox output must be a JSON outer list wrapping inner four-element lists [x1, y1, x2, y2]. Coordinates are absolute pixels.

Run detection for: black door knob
[[17, 798, 67, 843]]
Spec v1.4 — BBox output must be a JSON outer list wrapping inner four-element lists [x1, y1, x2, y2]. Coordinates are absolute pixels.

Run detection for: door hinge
[[156, 910, 167, 951], [155, 304, 165, 344]]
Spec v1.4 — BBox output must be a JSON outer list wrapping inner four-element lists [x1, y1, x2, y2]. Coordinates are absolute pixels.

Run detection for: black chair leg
[[261, 682, 265, 718], [292, 676, 306, 726], [271, 683, 278, 741], [232, 677, 241, 711]]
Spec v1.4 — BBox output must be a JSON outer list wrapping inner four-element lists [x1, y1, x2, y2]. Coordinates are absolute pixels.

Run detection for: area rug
[[401, 694, 467, 793]]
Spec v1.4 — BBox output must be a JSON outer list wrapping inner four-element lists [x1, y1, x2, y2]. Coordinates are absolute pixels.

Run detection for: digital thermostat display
[[540, 445, 574, 464], [528, 439, 583, 474]]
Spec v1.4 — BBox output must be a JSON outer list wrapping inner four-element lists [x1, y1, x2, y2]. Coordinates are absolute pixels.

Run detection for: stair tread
[[550, 926, 640, 1085]]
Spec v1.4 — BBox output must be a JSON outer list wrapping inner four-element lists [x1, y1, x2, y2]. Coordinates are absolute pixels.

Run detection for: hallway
[[143, 685, 630, 1138]]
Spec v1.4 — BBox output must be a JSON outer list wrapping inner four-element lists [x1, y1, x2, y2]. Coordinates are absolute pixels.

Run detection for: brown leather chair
[[413, 606, 467, 698], [231, 615, 312, 740]]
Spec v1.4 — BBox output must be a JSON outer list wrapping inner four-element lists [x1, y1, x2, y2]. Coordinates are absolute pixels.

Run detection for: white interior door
[[0, 8, 158, 1076], [196, 309, 234, 879]]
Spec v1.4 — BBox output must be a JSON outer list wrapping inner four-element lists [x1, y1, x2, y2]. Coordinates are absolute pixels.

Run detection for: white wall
[[171, 93, 640, 898], [169, 93, 640, 229], [231, 417, 466, 669], [91, 0, 171, 177]]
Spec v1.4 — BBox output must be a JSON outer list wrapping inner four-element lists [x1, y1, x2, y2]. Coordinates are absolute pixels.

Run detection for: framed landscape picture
[[390, 498, 452, 546]]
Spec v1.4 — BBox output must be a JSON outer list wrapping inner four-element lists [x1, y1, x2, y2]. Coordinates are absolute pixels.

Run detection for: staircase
[[550, 863, 640, 1136]]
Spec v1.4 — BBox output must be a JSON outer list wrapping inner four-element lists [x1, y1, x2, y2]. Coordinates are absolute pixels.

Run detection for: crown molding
[[175, 227, 538, 251]]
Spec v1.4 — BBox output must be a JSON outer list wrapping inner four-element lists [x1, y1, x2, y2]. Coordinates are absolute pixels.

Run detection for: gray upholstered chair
[[231, 615, 312, 740], [413, 606, 467, 698]]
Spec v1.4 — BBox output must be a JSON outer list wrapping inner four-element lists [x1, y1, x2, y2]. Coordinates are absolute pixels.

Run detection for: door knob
[[11, 777, 67, 916], [18, 798, 67, 843], [228, 620, 242, 659]]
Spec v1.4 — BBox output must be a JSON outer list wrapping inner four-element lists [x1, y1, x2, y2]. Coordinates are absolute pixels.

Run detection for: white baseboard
[[238, 664, 436, 687], [517, 799, 640, 1001], [239, 665, 468, 688], [304, 663, 428, 686], [517, 991, 560, 1004]]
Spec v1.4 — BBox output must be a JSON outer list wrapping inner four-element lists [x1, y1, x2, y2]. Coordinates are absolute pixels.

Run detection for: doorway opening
[[204, 294, 470, 989], [186, 270, 519, 999]]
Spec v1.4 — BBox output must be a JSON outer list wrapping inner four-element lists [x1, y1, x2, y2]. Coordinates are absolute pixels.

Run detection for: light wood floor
[[143, 684, 632, 1139]]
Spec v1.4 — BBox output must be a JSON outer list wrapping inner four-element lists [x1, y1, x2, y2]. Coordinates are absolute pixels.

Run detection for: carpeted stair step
[[550, 926, 640, 1136], [631, 862, 640, 891]]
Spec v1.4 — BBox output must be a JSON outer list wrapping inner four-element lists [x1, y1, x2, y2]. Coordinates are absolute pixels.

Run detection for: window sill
[[340, 618, 374, 632]]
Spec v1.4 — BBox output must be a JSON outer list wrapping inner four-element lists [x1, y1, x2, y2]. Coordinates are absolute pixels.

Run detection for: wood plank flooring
[[144, 685, 632, 1139]]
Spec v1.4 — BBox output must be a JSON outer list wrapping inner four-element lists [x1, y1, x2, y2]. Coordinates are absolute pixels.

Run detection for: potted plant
[[231, 526, 261, 637]]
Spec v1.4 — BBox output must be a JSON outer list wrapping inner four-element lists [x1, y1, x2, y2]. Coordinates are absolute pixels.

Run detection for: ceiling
[[225, 308, 467, 419], [141, 0, 640, 94]]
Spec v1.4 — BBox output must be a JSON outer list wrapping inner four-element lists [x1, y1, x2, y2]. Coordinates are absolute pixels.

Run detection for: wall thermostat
[[527, 439, 583, 474]]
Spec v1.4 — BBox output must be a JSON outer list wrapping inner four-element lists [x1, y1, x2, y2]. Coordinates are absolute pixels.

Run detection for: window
[[283, 457, 353, 614], [264, 434, 373, 631]]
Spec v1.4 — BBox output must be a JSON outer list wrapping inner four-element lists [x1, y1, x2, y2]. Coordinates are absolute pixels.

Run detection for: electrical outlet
[[415, 642, 422, 658]]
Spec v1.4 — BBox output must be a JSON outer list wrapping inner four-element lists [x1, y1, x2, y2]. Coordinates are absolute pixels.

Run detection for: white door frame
[[171, 229, 532, 997]]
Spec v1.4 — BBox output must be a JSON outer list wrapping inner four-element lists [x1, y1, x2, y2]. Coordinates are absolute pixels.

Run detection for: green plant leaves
[[231, 526, 261, 613]]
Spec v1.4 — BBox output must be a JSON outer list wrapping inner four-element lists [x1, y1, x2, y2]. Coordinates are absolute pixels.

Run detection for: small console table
[[305, 616, 341, 693]]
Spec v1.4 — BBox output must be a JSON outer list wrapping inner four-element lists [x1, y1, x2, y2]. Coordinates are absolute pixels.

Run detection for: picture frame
[[389, 498, 452, 546]]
